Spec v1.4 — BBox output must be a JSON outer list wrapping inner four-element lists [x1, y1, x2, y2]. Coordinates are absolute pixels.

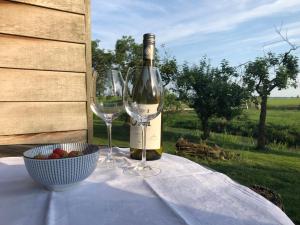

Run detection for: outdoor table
[[0, 148, 294, 225]]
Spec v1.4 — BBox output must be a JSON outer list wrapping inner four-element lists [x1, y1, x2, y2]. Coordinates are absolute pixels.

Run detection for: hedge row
[[168, 117, 299, 147]]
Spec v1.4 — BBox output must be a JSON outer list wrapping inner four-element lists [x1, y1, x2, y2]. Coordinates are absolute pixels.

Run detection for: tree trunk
[[201, 118, 210, 140], [257, 95, 267, 150]]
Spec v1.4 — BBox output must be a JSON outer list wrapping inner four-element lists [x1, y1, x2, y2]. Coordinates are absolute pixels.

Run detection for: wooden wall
[[0, 0, 93, 144]]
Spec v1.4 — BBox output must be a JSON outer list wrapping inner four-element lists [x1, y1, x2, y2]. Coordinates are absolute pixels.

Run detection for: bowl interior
[[23, 143, 99, 158]]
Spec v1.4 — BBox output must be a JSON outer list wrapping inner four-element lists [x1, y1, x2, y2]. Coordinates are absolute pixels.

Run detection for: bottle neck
[[143, 42, 155, 67]]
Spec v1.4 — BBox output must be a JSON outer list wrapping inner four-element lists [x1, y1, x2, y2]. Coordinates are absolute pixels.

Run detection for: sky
[[91, 0, 300, 97]]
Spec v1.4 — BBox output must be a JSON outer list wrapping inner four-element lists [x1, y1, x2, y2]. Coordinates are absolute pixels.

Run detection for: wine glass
[[123, 66, 164, 177], [90, 67, 124, 168]]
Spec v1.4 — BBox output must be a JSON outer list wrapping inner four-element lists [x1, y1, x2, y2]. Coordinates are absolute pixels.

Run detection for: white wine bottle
[[129, 33, 163, 160]]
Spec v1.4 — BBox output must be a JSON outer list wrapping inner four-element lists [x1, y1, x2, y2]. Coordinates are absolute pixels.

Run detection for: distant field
[[268, 97, 300, 106], [244, 108, 300, 128], [267, 97, 300, 110]]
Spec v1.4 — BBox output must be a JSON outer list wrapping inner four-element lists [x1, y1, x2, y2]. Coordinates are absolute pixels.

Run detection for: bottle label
[[130, 104, 161, 149]]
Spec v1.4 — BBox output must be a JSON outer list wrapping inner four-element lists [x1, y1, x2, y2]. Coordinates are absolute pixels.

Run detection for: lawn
[[93, 97, 300, 224], [244, 109, 300, 129], [267, 97, 300, 110], [164, 99, 300, 130]]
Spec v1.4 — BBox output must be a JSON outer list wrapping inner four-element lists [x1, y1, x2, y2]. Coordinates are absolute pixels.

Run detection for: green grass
[[267, 97, 300, 110], [243, 109, 300, 128], [93, 97, 300, 224], [165, 102, 300, 146], [165, 105, 300, 133]]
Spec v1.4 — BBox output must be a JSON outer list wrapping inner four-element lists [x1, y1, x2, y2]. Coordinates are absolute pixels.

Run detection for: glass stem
[[141, 123, 147, 167], [106, 122, 113, 160]]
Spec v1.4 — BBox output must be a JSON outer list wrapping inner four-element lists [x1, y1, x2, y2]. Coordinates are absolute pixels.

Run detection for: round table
[[0, 148, 294, 225]]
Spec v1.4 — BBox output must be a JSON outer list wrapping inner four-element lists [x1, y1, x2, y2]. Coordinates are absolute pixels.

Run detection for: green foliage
[[160, 57, 178, 87], [163, 90, 183, 112], [167, 109, 300, 147], [243, 51, 299, 149], [243, 52, 299, 96], [163, 90, 185, 127], [114, 36, 143, 78], [91, 36, 178, 87], [92, 40, 114, 78], [159, 48, 178, 87], [176, 58, 248, 139]]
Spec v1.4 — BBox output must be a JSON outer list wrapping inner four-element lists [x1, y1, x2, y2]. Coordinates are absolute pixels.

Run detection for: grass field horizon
[[93, 97, 300, 224]]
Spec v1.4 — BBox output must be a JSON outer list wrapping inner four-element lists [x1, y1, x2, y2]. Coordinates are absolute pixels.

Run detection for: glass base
[[123, 163, 161, 177], [98, 156, 126, 169]]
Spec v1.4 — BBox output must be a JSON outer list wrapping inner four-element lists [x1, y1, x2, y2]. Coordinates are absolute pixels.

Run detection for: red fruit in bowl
[[53, 148, 62, 152], [48, 153, 61, 159], [53, 148, 68, 157], [68, 151, 83, 158]]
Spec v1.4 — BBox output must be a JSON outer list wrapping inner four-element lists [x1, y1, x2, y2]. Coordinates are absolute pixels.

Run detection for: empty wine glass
[[90, 67, 124, 168], [123, 66, 164, 177]]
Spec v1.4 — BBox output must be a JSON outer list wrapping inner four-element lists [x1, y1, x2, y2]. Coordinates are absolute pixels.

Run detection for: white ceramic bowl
[[23, 143, 100, 191]]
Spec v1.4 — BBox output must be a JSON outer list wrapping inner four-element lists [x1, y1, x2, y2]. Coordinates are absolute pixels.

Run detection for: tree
[[92, 36, 178, 87], [176, 58, 248, 140], [91, 40, 114, 79], [114, 36, 143, 78], [163, 90, 183, 112], [159, 45, 178, 87], [243, 52, 299, 149], [163, 90, 183, 123], [159, 57, 178, 87]]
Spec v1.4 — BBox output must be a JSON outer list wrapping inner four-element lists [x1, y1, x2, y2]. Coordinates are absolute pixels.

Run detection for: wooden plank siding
[[0, 34, 86, 72], [0, 0, 92, 145], [0, 130, 87, 145], [10, 0, 85, 14], [0, 0, 85, 43], [0, 69, 86, 101], [0, 102, 87, 135]]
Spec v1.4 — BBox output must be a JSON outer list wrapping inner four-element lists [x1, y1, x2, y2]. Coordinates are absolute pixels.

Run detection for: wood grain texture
[[0, 68, 86, 101], [0, 102, 87, 135], [0, 130, 87, 145], [9, 0, 85, 14], [0, 1, 85, 43], [84, 0, 93, 144], [0, 144, 38, 156], [0, 34, 86, 72]]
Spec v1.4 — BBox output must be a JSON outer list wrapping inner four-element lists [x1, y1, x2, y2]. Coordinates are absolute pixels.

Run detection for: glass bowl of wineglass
[[123, 66, 164, 177], [90, 66, 125, 168]]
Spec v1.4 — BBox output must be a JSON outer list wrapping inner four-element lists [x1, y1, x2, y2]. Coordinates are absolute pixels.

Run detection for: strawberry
[[68, 151, 83, 158], [53, 148, 62, 152], [48, 153, 61, 159], [53, 148, 68, 158]]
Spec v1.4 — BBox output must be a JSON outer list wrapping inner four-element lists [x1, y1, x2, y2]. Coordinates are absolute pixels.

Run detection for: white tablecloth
[[0, 149, 294, 225]]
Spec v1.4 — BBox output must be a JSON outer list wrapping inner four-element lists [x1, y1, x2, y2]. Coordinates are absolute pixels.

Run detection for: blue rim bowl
[[23, 143, 100, 191]]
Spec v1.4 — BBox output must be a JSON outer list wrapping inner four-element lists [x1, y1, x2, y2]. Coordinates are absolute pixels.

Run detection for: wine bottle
[[130, 33, 163, 160]]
